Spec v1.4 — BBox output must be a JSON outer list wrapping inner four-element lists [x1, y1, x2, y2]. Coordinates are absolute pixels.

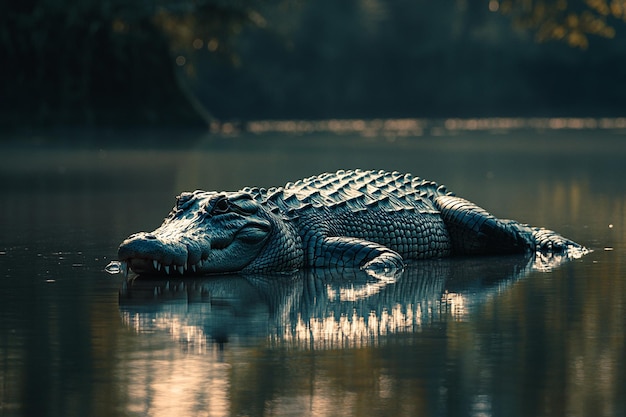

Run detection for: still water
[[0, 125, 624, 417]]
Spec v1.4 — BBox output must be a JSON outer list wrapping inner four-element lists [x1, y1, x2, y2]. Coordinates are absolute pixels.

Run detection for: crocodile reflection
[[118, 253, 569, 349]]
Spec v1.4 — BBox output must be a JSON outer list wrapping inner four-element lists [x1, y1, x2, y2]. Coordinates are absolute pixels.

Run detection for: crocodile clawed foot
[[362, 252, 405, 279]]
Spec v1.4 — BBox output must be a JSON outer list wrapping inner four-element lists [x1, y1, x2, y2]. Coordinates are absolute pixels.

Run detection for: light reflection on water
[[0, 125, 624, 417], [118, 258, 532, 352], [120, 345, 231, 417], [217, 116, 626, 137]]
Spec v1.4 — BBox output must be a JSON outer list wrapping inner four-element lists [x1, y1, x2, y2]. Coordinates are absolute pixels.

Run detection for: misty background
[[3, 0, 626, 128]]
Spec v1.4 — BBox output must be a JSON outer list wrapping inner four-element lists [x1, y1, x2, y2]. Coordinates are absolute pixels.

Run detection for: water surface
[[0, 126, 624, 417]]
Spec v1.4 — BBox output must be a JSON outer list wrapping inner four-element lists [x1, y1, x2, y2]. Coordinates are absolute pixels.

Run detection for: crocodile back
[[242, 170, 455, 263], [243, 169, 454, 214]]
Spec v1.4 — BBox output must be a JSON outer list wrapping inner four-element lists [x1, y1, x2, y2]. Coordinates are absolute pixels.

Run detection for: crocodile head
[[118, 191, 299, 275]]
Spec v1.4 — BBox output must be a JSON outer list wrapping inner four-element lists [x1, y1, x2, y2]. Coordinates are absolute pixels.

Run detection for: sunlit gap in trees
[[210, 117, 626, 137], [488, 0, 626, 48]]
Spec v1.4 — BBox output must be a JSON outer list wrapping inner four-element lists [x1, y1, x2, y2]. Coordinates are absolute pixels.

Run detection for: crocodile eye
[[211, 197, 230, 215]]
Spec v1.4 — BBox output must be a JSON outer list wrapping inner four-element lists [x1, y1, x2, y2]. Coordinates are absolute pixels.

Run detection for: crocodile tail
[[433, 195, 530, 256], [518, 225, 589, 255]]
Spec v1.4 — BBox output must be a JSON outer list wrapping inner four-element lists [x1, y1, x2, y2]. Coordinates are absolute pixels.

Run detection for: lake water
[[0, 122, 624, 417]]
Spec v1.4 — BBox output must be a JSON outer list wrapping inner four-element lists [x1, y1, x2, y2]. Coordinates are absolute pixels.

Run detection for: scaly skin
[[118, 169, 587, 276]]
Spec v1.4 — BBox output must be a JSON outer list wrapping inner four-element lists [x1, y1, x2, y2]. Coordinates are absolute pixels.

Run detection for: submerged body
[[118, 169, 586, 275]]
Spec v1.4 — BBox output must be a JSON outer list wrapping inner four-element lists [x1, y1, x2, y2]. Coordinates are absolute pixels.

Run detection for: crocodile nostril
[[145, 234, 157, 240]]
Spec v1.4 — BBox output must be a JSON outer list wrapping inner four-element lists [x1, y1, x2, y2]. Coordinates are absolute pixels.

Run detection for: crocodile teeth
[[191, 264, 197, 273], [153, 260, 159, 270], [177, 265, 184, 275], [164, 265, 170, 275]]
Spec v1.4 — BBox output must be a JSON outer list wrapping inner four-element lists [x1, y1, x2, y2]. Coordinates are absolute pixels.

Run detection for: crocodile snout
[[118, 232, 190, 275]]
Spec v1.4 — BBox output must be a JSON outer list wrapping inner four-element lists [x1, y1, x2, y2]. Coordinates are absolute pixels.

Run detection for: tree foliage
[[493, 0, 626, 48]]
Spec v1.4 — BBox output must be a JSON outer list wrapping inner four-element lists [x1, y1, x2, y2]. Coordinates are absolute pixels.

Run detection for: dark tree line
[[1, 0, 275, 127], [2, 0, 626, 127]]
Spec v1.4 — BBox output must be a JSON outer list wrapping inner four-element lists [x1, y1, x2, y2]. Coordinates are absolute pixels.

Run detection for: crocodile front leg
[[309, 236, 404, 272]]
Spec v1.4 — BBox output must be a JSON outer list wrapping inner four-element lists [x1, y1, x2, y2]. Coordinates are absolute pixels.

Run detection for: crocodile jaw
[[118, 225, 270, 275], [118, 217, 271, 276]]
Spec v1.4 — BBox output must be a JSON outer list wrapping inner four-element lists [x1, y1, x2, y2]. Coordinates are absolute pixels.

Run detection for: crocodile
[[117, 169, 587, 276]]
